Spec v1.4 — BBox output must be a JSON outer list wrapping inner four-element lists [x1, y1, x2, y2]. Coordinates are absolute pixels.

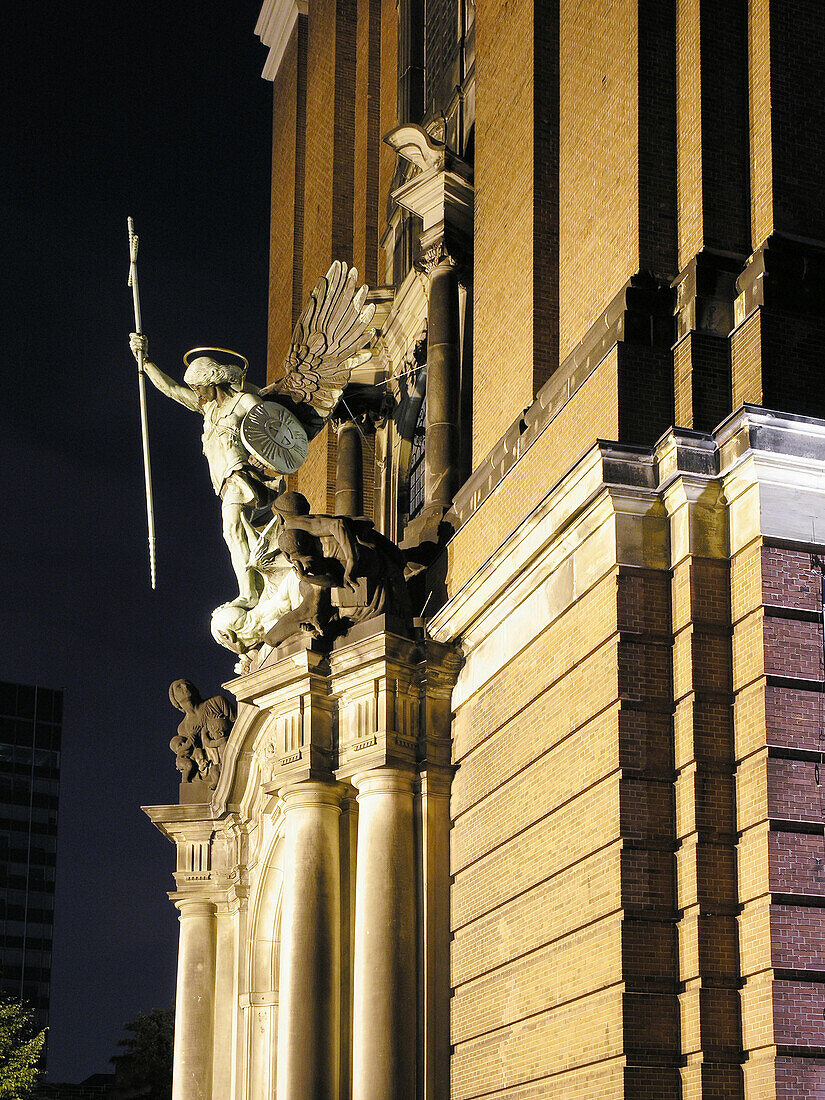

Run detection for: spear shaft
[[127, 217, 157, 589]]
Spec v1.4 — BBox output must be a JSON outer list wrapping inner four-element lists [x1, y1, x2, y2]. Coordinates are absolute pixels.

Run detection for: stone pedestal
[[276, 781, 343, 1100], [172, 897, 217, 1100]]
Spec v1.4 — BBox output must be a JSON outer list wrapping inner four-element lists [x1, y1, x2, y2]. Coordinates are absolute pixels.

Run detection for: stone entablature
[[144, 624, 460, 1100], [433, 406, 825, 677], [254, 0, 307, 81]]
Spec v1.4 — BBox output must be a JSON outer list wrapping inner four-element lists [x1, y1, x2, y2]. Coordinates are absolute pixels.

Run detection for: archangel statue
[[129, 263, 375, 609]]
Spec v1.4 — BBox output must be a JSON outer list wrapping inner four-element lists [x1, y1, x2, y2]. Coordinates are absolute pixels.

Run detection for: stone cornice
[[429, 441, 665, 659], [255, 0, 307, 81], [430, 406, 825, 704]]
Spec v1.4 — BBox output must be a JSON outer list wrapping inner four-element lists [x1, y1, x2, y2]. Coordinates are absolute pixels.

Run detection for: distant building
[[32, 1074, 114, 1099], [0, 681, 61, 1029]]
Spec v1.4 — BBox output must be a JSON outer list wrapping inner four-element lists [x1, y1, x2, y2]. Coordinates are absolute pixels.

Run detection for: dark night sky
[[2, 1, 273, 1082]]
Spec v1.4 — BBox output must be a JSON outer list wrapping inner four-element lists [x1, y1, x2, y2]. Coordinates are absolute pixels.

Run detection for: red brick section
[[672, 554, 744, 1096], [617, 568, 682, 1094], [735, 541, 825, 1095], [532, 4, 558, 396]]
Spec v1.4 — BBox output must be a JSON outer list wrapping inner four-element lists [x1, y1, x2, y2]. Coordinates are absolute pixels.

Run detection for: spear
[[127, 217, 157, 589]]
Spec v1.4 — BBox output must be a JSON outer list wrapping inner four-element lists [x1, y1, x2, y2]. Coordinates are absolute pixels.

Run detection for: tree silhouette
[[109, 1008, 173, 1100]]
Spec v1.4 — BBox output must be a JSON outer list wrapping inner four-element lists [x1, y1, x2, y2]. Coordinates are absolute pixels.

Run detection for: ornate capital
[[417, 226, 470, 285]]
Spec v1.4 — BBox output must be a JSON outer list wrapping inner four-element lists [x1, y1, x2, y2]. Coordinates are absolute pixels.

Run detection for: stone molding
[[429, 406, 825, 707], [734, 233, 825, 327], [255, 0, 307, 81], [374, 265, 428, 383], [673, 250, 743, 340], [352, 769, 417, 796], [447, 275, 675, 534]]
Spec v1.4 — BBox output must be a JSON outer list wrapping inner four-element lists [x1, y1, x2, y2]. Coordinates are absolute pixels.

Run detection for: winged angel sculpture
[[130, 263, 374, 657]]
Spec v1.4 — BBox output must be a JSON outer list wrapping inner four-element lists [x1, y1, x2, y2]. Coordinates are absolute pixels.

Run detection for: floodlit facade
[[147, 0, 825, 1097]]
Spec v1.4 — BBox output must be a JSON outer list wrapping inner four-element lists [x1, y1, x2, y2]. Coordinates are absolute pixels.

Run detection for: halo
[[183, 346, 249, 372]]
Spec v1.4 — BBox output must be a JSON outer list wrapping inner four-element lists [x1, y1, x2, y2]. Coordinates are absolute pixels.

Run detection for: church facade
[[145, 0, 825, 1096]]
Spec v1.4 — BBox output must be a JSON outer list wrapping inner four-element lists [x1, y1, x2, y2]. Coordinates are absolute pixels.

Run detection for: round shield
[[240, 401, 309, 475]]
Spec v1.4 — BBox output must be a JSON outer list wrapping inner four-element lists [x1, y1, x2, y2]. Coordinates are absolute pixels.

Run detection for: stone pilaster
[[212, 884, 247, 1100], [230, 643, 345, 1098], [230, 643, 334, 783]]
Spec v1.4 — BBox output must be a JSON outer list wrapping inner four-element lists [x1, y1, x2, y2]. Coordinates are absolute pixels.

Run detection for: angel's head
[[184, 356, 245, 403]]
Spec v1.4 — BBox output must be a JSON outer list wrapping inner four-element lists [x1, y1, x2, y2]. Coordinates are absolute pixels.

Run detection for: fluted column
[[172, 897, 217, 1100], [276, 781, 343, 1100], [351, 768, 417, 1100]]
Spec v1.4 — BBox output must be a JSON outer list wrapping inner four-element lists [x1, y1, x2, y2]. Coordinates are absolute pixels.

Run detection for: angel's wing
[[262, 262, 375, 418]]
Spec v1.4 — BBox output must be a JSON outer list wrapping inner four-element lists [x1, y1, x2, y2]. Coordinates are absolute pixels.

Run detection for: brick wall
[[731, 307, 825, 421], [446, 353, 619, 596], [353, 0, 382, 285], [267, 19, 304, 380], [425, 0, 459, 114], [558, 0, 676, 361], [733, 541, 825, 1096], [450, 560, 681, 1095], [676, 0, 749, 267], [473, 0, 537, 463], [748, 0, 825, 245]]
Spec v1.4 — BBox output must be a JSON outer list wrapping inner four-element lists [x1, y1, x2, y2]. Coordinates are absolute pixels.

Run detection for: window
[[408, 399, 426, 519]]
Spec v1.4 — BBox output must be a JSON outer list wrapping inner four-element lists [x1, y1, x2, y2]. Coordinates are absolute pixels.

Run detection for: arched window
[[408, 398, 426, 519]]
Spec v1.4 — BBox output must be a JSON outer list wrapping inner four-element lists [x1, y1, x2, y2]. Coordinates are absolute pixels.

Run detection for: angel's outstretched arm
[[129, 334, 199, 411], [143, 361, 200, 411]]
